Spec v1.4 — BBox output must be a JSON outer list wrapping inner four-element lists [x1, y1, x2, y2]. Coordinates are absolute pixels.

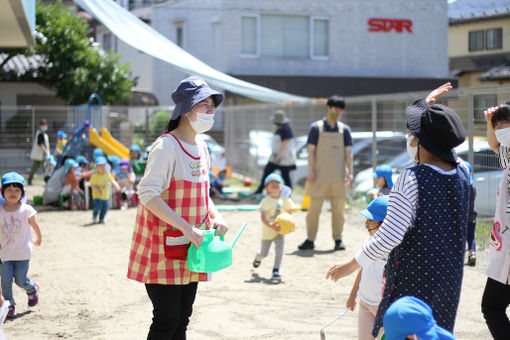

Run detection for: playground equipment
[[187, 223, 248, 273]]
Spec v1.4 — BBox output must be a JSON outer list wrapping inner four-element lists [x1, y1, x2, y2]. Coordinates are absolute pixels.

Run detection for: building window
[[103, 33, 112, 51], [469, 28, 502, 52], [176, 26, 184, 47], [469, 30, 484, 51], [311, 17, 329, 58], [241, 14, 329, 59], [486, 28, 502, 50], [474, 94, 497, 121], [241, 15, 259, 56]]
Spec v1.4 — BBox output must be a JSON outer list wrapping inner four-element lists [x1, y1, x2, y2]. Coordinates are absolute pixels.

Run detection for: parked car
[[197, 133, 226, 168], [352, 139, 500, 216], [293, 131, 407, 187]]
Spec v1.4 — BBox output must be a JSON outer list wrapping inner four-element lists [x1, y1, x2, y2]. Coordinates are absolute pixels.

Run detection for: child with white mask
[[481, 103, 510, 339]]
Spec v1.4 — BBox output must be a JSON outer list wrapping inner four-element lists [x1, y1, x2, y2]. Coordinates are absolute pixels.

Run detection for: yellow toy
[[275, 213, 295, 235]]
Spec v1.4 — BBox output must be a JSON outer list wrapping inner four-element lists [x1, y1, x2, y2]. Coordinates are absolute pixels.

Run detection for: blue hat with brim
[[93, 148, 104, 159], [360, 195, 389, 221], [57, 130, 67, 139], [264, 173, 284, 185], [383, 296, 456, 340], [373, 165, 394, 189], [1, 172, 25, 187], [170, 76, 223, 120], [95, 156, 107, 165], [76, 155, 88, 164]]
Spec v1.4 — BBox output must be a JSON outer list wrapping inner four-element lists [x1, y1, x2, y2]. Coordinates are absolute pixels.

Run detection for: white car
[[352, 139, 501, 216], [197, 133, 226, 168], [293, 131, 407, 187]]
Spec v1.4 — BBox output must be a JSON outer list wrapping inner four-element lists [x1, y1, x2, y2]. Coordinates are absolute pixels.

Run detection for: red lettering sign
[[368, 18, 413, 33]]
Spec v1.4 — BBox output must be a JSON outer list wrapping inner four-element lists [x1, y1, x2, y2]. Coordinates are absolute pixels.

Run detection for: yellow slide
[[88, 128, 130, 160]]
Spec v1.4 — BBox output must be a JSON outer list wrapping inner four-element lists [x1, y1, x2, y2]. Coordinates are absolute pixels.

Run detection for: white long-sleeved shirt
[[355, 163, 464, 268]]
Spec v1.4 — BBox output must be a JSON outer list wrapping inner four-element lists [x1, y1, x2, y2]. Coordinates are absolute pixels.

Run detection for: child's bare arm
[[346, 269, 362, 311], [485, 106, 500, 153], [326, 257, 360, 282], [28, 216, 42, 246], [111, 179, 121, 191], [261, 211, 281, 232]]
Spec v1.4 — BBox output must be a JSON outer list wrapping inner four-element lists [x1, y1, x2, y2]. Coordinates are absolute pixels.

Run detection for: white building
[[97, 0, 452, 106]]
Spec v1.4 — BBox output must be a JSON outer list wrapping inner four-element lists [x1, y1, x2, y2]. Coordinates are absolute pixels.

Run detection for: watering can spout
[[230, 223, 248, 247]]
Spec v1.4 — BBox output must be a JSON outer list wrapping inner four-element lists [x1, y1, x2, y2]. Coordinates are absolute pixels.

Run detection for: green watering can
[[187, 223, 248, 273]]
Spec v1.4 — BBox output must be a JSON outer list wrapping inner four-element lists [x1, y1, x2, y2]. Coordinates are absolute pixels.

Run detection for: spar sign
[[368, 18, 413, 33]]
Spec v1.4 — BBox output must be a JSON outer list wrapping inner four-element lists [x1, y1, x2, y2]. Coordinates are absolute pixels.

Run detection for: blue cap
[[360, 195, 389, 221], [76, 155, 88, 164], [95, 156, 107, 165], [170, 76, 224, 120], [383, 296, 456, 340], [1, 172, 25, 187], [373, 165, 394, 189], [56, 130, 67, 139], [264, 173, 284, 185], [93, 148, 104, 159], [464, 160, 474, 185], [65, 159, 79, 168]]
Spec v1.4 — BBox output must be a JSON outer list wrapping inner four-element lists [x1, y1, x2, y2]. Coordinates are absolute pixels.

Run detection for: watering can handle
[[212, 229, 225, 241]]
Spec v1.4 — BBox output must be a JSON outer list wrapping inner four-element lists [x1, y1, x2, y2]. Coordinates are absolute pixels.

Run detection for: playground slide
[[88, 128, 130, 160], [100, 128, 130, 158]]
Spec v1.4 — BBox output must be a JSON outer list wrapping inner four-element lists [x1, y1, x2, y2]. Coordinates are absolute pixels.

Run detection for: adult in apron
[[127, 77, 228, 340], [482, 105, 510, 340], [299, 95, 353, 251]]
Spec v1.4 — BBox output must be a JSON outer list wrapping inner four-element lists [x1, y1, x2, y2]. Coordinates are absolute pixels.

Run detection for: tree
[[0, 2, 132, 105]]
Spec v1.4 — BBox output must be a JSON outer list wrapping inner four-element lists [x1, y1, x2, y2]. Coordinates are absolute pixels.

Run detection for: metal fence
[[1, 84, 509, 215]]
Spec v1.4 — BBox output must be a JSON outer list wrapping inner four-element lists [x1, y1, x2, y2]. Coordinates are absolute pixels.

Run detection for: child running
[[90, 156, 120, 224], [344, 195, 388, 340], [252, 173, 295, 281], [481, 104, 510, 339], [0, 172, 42, 318]]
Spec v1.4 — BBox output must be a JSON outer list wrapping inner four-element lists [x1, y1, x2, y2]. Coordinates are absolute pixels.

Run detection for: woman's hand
[[326, 258, 360, 282], [425, 82, 452, 105], [184, 227, 204, 249], [484, 106, 498, 123]]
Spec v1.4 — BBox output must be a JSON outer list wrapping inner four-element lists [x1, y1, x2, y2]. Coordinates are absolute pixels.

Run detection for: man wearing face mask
[[298, 95, 354, 252], [28, 119, 50, 185], [128, 76, 229, 340]]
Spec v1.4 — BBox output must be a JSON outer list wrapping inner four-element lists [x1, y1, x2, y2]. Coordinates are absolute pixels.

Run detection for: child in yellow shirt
[[252, 173, 295, 281], [90, 157, 120, 224]]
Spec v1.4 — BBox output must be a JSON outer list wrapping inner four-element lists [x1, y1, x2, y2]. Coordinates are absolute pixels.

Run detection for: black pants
[[254, 162, 295, 194], [145, 282, 198, 340], [481, 277, 510, 340]]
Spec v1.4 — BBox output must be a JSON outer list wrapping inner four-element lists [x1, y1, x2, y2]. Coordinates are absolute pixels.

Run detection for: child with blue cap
[[89, 156, 120, 223], [0, 172, 42, 318], [328, 195, 389, 340], [382, 296, 456, 340], [54, 130, 68, 166], [367, 165, 394, 203], [252, 173, 295, 281]]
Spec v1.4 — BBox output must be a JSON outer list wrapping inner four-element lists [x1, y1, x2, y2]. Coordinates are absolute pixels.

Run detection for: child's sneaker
[[272, 269, 281, 281], [6, 304, 14, 319], [27, 283, 39, 307], [253, 259, 261, 268], [467, 252, 476, 266], [99, 220, 105, 224], [92, 216, 97, 224]]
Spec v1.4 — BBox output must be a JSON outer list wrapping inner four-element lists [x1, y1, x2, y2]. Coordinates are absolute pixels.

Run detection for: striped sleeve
[[499, 144, 510, 169], [355, 168, 418, 268]]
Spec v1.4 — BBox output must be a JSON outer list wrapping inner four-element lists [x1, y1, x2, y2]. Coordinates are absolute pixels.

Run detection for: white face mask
[[186, 112, 215, 133], [41, 125, 48, 132], [495, 126, 510, 147], [407, 135, 418, 161]]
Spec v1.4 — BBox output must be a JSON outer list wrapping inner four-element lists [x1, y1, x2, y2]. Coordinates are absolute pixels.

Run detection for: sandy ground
[[2, 181, 493, 339]]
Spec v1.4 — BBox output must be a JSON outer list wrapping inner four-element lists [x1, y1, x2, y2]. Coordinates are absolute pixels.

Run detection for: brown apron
[[305, 120, 346, 198]]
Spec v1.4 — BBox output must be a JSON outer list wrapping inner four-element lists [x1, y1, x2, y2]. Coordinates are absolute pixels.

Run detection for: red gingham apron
[[127, 133, 209, 285]]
